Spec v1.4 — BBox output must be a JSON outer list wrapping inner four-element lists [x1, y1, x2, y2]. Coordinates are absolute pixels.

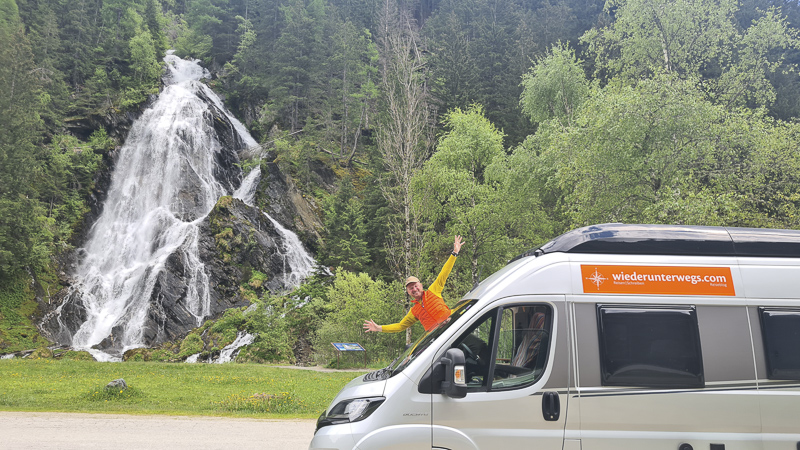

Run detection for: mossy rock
[[58, 350, 95, 361], [122, 343, 180, 362], [29, 347, 54, 359]]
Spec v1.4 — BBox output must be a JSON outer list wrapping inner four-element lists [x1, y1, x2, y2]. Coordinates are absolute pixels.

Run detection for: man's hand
[[363, 319, 382, 332], [453, 235, 464, 254]]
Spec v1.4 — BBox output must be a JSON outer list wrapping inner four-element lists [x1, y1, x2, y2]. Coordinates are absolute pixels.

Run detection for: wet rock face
[[255, 156, 323, 248], [41, 197, 278, 354], [198, 87, 245, 194], [37, 61, 320, 358], [200, 196, 302, 295]]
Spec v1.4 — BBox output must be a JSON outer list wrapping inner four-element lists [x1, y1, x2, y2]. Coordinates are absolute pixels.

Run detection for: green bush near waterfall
[[178, 333, 204, 358], [236, 298, 294, 364], [0, 275, 46, 353]]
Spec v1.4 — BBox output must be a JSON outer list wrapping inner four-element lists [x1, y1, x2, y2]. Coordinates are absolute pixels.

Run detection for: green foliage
[[319, 177, 370, 272], [582, 0, 800, 108], [517, 73, 800, 229], [211, 308, 245, 339], [179, 333, 205, 358], [320, 19, 379, 163], [312, 270, 409, 366], [520, 43, 590, 126], [58, 350, 95, 361], [412, 105, 548, 287], [238, 299, 294, 363], [0, 11, 48, 278], [423, 0, 542, 145], [279, 271, 334, 338], [35, 133, 104, 247], [174, 22, 214, 59], [0, 275, 44, 352]]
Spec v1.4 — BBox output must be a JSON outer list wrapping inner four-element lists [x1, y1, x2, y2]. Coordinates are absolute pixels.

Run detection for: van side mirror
[[440, 348, 467, 398]]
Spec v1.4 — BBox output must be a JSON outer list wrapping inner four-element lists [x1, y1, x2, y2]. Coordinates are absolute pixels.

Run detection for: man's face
[[406, 281, 424, 300]]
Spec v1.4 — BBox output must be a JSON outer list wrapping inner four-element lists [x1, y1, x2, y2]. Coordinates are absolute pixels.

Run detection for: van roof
[[514, 224, 800, 260]]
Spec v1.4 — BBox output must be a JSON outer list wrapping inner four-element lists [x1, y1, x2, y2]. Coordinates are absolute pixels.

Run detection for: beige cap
[[404, 276, 421, 286]]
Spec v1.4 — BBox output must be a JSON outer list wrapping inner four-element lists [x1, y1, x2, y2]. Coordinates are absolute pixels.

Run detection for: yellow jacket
[[381, 254, 457, 333]]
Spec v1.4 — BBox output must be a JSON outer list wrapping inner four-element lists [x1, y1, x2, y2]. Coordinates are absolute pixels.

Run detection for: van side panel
[[739, 263, 800, 299], [543, 299, 569, 390], [573, 297, 762, 450], [696, 305, 759, 383], [574, 302, 601, 388]]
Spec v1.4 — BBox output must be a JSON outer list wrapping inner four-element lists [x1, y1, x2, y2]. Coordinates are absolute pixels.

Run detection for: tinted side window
[[759, 308, 800, 380], [597, 305, 704, 388]]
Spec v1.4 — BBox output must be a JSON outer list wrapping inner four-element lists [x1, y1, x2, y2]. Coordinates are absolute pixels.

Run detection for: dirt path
[[0, 412, 316, 450]]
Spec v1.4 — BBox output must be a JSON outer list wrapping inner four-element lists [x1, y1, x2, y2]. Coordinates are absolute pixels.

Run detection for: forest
[[2, 0, 800, 364]]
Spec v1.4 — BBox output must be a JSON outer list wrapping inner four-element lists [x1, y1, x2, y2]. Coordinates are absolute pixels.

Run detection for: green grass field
[[0, 359, 366, 419]]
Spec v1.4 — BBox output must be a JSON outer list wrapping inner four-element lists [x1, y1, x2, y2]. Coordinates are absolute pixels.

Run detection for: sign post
[[331, 342, 367, 368]]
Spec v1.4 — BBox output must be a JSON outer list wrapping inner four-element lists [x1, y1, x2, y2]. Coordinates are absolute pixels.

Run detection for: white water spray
[[60, 53, 313, 361]]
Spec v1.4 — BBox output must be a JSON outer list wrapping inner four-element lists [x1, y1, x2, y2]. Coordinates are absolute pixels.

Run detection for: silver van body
[[310, 224, 800, 450]]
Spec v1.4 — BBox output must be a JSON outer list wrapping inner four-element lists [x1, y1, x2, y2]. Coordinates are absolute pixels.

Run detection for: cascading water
[[234, 167, 315, 285], [48, 53, 314, 361]]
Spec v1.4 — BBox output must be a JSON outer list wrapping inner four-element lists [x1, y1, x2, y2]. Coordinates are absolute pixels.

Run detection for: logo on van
[[580, 265, 735, 296], [586, 268, 607, 289]]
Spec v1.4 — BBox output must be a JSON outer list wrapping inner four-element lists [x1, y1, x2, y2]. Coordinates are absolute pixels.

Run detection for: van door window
[[597, 305, 704, 388], [758, 307, 800, 380], [452, 305, 552, 391], [453, 309, 496, 389]]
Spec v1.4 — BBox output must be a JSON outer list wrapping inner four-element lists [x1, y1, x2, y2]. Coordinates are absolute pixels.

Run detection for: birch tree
[[376, 0, 432, 279], [412, 105, 512, 287], [375, 0, 433, 344]]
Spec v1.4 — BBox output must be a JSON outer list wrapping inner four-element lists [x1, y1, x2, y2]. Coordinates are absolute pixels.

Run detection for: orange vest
[[410, 291, 451, 332]]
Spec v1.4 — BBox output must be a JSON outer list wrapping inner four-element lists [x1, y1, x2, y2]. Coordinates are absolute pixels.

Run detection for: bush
[[312, 270, 409, 366], [237, 298, 294, 363], [178, 333, 203, 358], [84, 385, 143, 402]]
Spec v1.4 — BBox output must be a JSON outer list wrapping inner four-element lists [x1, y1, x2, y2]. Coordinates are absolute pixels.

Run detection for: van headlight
[[315, 397, 385, 432]]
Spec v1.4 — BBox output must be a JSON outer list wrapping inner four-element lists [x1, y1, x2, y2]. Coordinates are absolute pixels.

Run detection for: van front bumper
[[309, 423, 357, 450]]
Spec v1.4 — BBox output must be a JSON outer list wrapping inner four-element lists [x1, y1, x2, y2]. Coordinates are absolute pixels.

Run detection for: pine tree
[[0, 2, 48, 278], [320, 178, 370, 273]]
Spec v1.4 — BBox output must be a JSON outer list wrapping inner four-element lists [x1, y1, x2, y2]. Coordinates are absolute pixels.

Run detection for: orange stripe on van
[[581, 265, 735, 296]]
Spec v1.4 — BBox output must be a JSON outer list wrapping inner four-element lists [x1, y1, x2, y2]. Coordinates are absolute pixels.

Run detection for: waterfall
[[53, 53, 314, 361], [215, 332, 256, 363], [234, 167, 315, 287]]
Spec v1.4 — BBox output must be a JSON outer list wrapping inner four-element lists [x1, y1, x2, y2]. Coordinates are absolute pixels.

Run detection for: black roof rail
[[510, 223, 800, 262]]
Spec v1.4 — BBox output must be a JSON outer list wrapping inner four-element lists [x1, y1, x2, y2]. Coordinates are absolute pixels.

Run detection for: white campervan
[[310, 224, 800, 450]]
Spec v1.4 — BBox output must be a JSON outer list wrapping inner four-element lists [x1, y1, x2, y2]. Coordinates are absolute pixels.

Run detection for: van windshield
[[387, 299, 478, 376]]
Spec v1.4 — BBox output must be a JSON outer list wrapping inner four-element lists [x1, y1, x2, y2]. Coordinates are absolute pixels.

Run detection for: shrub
[[237, 298, 293, 363], [312, 270, 409, 366], [178, 333, 204, 358]]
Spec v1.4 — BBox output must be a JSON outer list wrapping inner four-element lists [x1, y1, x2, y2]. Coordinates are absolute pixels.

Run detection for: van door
[[431, 296, 569, 450], [752, 305, 800, 450]]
